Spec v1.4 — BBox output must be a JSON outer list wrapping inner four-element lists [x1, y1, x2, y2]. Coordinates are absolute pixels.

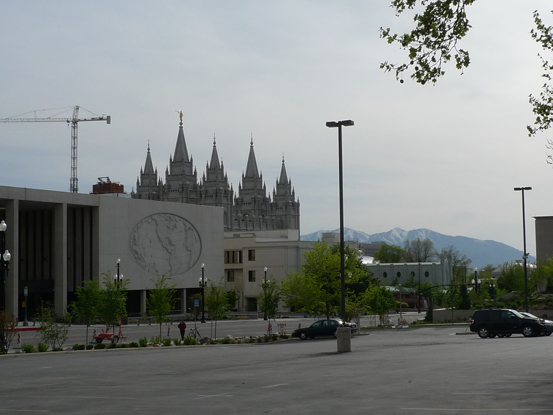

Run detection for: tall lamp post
[[472, 267, 479, 294], [199, 263, 206, 323], [514, 186, 531, 312], [418, 262, 421, 313], [263, 267, 268, 320], [113, 258, 123, 288], [326, 119, 354, 321], [0, 220, 11, 312]]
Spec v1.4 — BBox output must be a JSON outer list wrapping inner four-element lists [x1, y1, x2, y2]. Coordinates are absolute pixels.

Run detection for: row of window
[[382, 271, 430, 278], [224, 249, 256, 264], [226, 270, 256, 282]]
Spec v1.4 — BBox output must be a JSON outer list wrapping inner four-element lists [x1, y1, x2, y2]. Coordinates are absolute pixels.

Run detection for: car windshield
[[521, 312, 538, 319]]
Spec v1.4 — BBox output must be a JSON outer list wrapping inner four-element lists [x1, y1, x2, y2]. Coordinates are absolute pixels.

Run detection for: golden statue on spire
[[176, 110, 183, 122]]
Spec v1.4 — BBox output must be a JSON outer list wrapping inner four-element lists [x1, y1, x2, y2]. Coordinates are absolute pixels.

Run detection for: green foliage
[[22, 344, 35, 353], [205, 281, 229, 339], [138, 337, 148, 347], [38, 342, 48, 352], [173, 338, 182, 346], [258, 276, 280, 321], [35, 302, 71, 351], [0, 310, 17, 353], [86, 344, 94, 350], [148, 273, 178, 338], [458, 284, 471, 310], [224, 289, 239, 310], [498, 263, 527, 293], [184, 336, 198, 345], [150, 335, 162, 345], [529, 10, 553, 144], [162, 338, 172, 347], [98, 272, 129, 330], [69, 279, 102, 345], [364, 285, 396, 320], [374, 243, 404, 263], [95, 343, 107, 350]]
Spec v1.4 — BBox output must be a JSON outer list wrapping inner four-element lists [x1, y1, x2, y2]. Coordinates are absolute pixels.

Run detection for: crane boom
[[0, 105, 111, 193]]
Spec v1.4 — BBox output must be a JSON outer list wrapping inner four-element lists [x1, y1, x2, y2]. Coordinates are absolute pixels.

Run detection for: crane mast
[[0, 105, 111, 193]]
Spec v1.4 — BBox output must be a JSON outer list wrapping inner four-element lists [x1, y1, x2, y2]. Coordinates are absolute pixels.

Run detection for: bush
[[129, 342, 139, 348], [117, 343, 129, 348], [162, 338, 172, 347], [173, 338, 183, 346], [150, 335, 162, 345], [95, 343, 107, 350], [72, 344, 80, 350], [38, 342, 48, 352], [138, 337, 148, 347], [184, 336, 198, 345], [86, 344, 94, 350], [22, 344, 35, 353], [271, 334, 278, 341], [108, 342, 117, 349]]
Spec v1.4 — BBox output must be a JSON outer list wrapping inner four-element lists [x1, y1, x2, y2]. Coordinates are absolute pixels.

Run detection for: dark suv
[[470, 308, 547, 338]]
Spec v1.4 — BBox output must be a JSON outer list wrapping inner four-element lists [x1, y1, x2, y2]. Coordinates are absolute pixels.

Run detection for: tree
[[280, 242, 368, 319], [35, 302, 71, 351], [70, 279, 102, 344], [205, 282, 229, 340], [98, 273, 129, 333], [373, 243, 404, 263], [363, 284, 396, 324], [148, 273, 178, 339], [439, 245, 472, 284], [258, 277, 280, 322], [497, 262, 526, 293], [224, 289, 239, 311], [380, 0, 475, 85], [403, 238, 437, 262], [0, 310, 17, 353]]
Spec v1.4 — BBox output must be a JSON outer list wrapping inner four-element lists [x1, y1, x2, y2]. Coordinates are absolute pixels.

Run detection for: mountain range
[[300, 228, 534, 269]]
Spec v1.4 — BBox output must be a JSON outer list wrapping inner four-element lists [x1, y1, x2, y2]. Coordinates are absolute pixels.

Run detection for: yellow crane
[[0, 105, 111, 193]]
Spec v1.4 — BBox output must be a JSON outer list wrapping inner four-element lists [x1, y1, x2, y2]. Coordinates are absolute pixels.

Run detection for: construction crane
[[0, 105, 111, 193]]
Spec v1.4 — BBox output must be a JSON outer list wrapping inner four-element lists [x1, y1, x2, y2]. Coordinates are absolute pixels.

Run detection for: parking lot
[[1, 324, 552, 414]]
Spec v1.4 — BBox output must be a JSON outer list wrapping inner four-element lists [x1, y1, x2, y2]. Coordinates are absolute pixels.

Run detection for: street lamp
[[263, 267, 268, 320], [418, 261, 421, 313], [113, 258, 123, 288], [472, 267, 479, 293], [514, 186, 532, 312], [0, 220, 11, 311], [326, 119, 354, 321], [198, 263, 206, 323]]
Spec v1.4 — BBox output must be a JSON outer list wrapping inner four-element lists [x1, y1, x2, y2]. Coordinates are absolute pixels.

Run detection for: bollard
[[336, 327, 351, 353]]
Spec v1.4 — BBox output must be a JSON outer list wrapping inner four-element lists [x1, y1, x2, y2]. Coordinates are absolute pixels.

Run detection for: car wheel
[[546, 332, 551, 336], [299, 332, 307, 340], [95, 338, 103, 344], [522, 325, 534, 337], [477, 326, 489, 339], [112, 335, 119, 344]]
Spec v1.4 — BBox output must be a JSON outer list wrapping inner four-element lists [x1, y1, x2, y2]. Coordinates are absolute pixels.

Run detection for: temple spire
[[244, 136, 259, 178]]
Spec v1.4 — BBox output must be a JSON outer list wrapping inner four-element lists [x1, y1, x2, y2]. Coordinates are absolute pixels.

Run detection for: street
[[1, 322, 552, 414]]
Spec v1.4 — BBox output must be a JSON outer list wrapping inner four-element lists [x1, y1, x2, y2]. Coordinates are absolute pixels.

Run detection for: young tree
[[0, 310, 17, 353], [373, 243, 404, 263], [148, 273, 178, 339], [35, 302, 71, 351], [363, 284, 396, 324], [258, 277, 280, 322], [70, 279, 102, 344], [224, 289, 239, 311], [205, 282, 228, 340], [98, 273, 129, 333]]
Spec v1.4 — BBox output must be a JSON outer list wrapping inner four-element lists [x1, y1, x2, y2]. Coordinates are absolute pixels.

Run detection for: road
[[1, 322, 552, 414]]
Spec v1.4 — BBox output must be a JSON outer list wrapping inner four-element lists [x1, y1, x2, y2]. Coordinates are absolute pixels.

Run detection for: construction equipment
[[0, 105, 111, 193]]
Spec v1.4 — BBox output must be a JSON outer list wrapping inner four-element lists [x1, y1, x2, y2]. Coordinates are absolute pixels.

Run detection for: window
[[383, 272, 388, 278], [248, 249, 256, 261], [396, 272, 401, 278], [227, 271, 235, 282], [248, 270, 256, 282], [225, 250, 243, 264], [425, 271, 430, 278]]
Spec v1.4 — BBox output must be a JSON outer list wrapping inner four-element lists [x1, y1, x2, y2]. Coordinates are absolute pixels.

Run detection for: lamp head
[[0, 220, 6, 232], [3, 250, 10, 262]]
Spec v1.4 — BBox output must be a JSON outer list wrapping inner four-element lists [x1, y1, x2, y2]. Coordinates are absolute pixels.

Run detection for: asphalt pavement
[[2, 318, 552, 414]]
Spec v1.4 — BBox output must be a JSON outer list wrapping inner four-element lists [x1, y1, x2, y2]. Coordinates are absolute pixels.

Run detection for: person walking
[[178, 320, 187, 340]]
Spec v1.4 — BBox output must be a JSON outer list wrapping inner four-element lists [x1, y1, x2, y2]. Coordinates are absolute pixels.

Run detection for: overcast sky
[[1, 1, 552, 260]]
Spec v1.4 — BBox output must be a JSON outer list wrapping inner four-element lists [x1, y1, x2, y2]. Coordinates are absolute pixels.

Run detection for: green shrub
[[150, 335, 162, 345], [138, 337, 148, 347], [108, 342, 117, 349], [184, 336, 198, 345], [72, 344, 80, 350], [173, 338, 182, 346], [95, 343, 107, 350], [271, 334, 278, 341], [257, 337, 263, 343], [38, 342, 48, 352], [248, 338, 256, 343], [117, 343, 129, 348], [52, 347, 63, 351], [129, 342, 139, 348], [22, 344, 35, 353], [162, 338, 172, 347], [86, 344, 94, 350], [263, 335, 270, 343]]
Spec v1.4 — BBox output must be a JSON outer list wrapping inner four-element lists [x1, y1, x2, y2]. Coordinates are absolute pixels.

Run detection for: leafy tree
[[35, 302, 71, 351], [0, 310, 17, 353], [373, 243, 404, 263], [98, 272, 129, 333], [363, 284, 396, 324], [205, 282, 229, 340], [148, 273, 178, 338], [258, 277, 280, 322], [403, 238, 437, 262], [458, 283, 471, 310], [70, 279, 102, 344], [224, 289, 239, 311], [497, 263, 526, 293], [280, 242, 368, 319]]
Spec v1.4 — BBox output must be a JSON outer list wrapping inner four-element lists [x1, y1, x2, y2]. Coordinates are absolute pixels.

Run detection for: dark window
[[248, 250, 255, 261], [248, 270, 256, 282], [425, 271, 429, 278], [396, 272, 401, 278], [383, 272, 388, 278], [227, 271, 234, 282]]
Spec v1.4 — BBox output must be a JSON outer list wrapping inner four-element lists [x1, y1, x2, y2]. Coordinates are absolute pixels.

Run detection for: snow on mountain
[[300, 227, 533, 269]]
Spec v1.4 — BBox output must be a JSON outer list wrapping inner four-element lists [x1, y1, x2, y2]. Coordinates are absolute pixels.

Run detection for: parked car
[[470, 308, 548, 338], [520, 312, 553, 336], [292, 318, 357, 340]]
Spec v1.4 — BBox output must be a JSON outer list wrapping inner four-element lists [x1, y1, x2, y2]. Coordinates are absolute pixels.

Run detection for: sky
[[1, 1, 552, 259]]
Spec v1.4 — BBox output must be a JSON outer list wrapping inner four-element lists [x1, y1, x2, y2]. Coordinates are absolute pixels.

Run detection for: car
[[470, 308, 548, 338], [520, 312, 553, 336], [292, 318, 357, 340]]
